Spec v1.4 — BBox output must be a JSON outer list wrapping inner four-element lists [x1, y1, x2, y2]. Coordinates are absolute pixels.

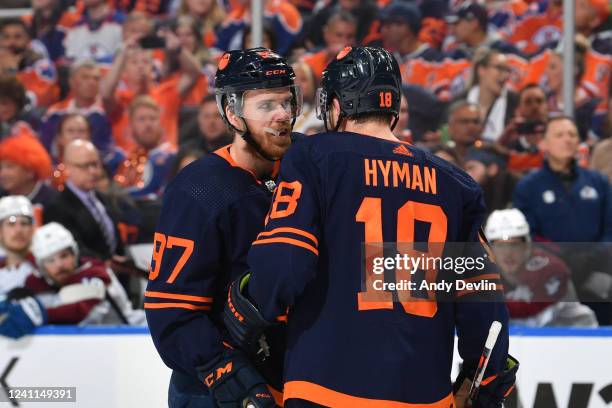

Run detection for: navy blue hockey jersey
[[145, 145, 278, 381], [246, 132, 510, 407]]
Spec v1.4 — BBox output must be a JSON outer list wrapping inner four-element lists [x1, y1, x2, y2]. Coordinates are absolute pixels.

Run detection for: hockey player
[[0, 195, 36, 295], [223, 46, 518, 407], [0, 222, 144, 339], [485, 208, 597, 327], [145, 48, 302, 408]]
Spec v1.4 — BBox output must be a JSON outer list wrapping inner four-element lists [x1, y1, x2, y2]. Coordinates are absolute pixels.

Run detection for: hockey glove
[[198, 349, 278, 408], [454, 355, 519, 408], [223, 272, 274, 356], [0, 297, 47, 339]]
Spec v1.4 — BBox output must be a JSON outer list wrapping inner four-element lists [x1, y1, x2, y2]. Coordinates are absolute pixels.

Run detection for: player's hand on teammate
[[454, 355, 519, 408], [199, 350, 279, 408], [223, 272, 274, 357]]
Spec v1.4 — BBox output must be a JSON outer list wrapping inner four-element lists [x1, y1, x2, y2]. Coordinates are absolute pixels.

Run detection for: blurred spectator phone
[[517, 120, 545, 135], [139, 35, 166, 49]]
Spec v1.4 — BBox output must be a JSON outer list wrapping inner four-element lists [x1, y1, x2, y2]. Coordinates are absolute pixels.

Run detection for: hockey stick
[[466, 320, 502, 407]]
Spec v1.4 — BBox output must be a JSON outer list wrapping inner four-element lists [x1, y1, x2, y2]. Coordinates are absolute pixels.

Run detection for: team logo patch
[[218, 53, 230, 70], [336, 46, 352, 60], [542, 190, 555, 204], [257, 50, 280, 59], [580, 186, 598, 200]]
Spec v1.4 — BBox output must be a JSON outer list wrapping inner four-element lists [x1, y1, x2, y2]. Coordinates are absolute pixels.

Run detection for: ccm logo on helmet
[[265, 69, 286, 76]]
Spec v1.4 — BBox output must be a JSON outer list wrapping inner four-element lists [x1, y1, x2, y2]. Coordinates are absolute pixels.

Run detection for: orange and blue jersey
[[63, 8, 125, 64], [145, 143, 286, 382], [15, 56, 60, 108], [22, 11, 79, 62], [246, 133, 510, 407], [215, 0, 302, 55], [505, 8, 562, 55]]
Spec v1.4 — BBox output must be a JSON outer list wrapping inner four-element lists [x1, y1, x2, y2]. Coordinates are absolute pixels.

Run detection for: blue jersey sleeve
[[455, 186, 510, 380], [247, 142, 321, 321], [145, 184, 225, 377]]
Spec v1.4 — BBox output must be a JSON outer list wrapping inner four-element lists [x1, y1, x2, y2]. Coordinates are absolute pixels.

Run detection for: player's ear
[[329, 98, 341, 129], [226, 104, 245, 132]]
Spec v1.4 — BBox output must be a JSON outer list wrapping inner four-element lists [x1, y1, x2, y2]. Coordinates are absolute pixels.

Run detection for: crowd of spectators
[[1, 0, 612, 330]]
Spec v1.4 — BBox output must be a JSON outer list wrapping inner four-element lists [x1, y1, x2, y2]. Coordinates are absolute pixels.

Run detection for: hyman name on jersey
[[364, 159, 437, 194]]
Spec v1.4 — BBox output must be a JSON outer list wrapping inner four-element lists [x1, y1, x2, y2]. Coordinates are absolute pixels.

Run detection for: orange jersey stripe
[[144, 290, 213, 303], [257, 227, 319, 247], [267, 386, 284, 407], [283, 381, 454, 407], [253, 237, 318, 256], [144, 302, 211, 311]]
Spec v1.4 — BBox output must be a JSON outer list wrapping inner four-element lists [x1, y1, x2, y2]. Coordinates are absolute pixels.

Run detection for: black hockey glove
[[223, 272, 274, 357], [198, 349, 278, 408], [454, 355, 519, 408]]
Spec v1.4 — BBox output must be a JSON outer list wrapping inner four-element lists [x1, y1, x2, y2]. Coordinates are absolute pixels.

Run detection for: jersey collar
[[214, 145, 280, 184]]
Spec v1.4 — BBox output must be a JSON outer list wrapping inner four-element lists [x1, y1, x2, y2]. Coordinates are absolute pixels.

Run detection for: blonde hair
[[128, 95, 160, 118], [179, 0, 226, 36]]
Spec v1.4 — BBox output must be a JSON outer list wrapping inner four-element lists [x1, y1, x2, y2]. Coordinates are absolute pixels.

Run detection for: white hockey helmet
[[31, 222, 79, 264], [0, 195, 33, 222], [484, 209, 530, 242]]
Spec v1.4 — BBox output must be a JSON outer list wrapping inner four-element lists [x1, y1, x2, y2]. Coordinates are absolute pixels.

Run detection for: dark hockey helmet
[[316, 46, 401, 131], [215, 47, 302, 125]]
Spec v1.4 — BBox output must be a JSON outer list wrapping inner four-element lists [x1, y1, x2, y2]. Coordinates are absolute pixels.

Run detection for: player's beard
[[254, 121, 292, 160]]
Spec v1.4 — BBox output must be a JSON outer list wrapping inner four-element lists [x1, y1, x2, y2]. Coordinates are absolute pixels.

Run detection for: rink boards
[[0, 326, 611, 408]]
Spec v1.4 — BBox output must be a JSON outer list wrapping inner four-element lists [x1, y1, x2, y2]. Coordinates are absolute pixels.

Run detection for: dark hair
[[0, 18, 30, 37], [57, 113, 92, 137], [201, 94, 217, 105], [518, 83, 545, 99], [170, 147, 205, 180], [242, 22, 277, 52], [430, 144, 461, 164], [0, 75, 27, 112]]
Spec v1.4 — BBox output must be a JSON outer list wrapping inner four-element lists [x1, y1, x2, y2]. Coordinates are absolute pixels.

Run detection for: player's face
[[241, 88, 296, 159], [43, 248, 77, 285], [491, 238, 530, 277], [0, 215, 33, 254]]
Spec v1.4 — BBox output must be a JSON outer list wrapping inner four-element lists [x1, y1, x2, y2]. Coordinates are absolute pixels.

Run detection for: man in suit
[[43, 139, 123, 261]]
